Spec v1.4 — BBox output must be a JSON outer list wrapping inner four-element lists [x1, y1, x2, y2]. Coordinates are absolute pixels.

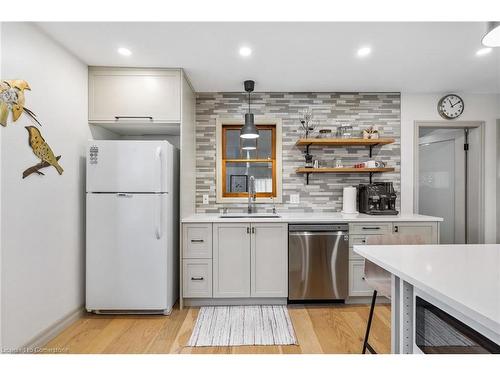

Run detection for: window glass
[[257, 129, 272, 159], [225, 162, 273, 193], [225, 129, 241, 159]]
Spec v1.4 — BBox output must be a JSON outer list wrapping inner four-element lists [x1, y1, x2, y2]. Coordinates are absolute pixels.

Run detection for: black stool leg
[[362, 289, 378, 354]]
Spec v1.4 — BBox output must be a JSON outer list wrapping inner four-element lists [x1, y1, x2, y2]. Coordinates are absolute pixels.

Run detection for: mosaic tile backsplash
[[196, 92, 401, 213]]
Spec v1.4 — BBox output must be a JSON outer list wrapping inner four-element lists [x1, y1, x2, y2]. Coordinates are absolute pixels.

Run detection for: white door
[[251, 223, 288, 297], [213, 223, 251, 298], [89, 68, 181, 123], [86, 193, 168, 310], [87, 141, 171, 193]]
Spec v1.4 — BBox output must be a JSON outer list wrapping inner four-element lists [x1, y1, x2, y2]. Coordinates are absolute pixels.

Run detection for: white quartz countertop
[[353, 244, 500, 340], [181, 212, 442, 223]]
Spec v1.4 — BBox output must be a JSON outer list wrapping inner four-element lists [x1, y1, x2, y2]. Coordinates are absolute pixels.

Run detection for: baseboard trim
[[345, 296, 390, 305], [183, 298, 287, 307], [18, 306, 84, 353]]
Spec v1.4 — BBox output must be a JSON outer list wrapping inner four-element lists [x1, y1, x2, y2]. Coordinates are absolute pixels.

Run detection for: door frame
[[413, 121, 485, 243]]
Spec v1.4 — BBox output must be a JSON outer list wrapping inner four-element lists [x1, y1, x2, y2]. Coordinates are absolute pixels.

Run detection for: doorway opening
[[414, 122, 484, 244]]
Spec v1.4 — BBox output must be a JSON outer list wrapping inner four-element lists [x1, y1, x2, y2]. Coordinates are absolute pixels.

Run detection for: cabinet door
[[213, 223, 251, 298], [89, 68, 181, 123], [393, 222, 439, 244], [251, 223, 288, 298], [348, 260, 374, 297]]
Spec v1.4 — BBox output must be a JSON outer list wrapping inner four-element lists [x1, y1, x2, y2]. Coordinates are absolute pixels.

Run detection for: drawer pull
[[190, 239, 204, 243], [362, 276, 366, 281], [362, 226, 381, 230], [191, 277, 204, 281], [115, 116, 153, 120]]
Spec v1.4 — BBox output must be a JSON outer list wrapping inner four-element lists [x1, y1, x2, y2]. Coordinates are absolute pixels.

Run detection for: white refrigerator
[[86, 140, 179, 314]]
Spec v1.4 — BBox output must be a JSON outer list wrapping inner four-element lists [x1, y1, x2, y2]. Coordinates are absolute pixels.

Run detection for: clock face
[[438, 94, 464, 119]]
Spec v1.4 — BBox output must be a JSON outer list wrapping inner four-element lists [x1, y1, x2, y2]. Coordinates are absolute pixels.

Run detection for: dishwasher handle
[[289, 224, 348, 232], [289, 231, 348, 236]]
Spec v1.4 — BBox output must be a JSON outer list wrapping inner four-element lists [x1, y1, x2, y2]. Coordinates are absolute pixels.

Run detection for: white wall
[[0, 23, 104, 349], [401, 93, 500, 243]]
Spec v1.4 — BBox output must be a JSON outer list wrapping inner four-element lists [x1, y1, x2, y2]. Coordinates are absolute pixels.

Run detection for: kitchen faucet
[[248, 175, 256, 214]]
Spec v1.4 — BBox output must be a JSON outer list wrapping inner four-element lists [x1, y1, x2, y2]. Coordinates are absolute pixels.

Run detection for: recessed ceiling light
[[357, 46, 372, 58], [482, 22, 500, 47], [239, 46, 252, 57], [117, 47, 132, 56], [476, 47, 492, 56]]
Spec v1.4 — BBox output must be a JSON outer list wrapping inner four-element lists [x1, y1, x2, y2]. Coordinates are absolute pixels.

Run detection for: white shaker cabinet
[[213, 223, 251, 298], [251, 223, 288, 298], [393, 222, 439, 244], [89, 67, 181, 124], [211, 222, 288, 299]]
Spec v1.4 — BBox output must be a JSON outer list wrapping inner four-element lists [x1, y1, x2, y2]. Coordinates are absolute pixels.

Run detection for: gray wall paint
[[196, 92, 401, 213]]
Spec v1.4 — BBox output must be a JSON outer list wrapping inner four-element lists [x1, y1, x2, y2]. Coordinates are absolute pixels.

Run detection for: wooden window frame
[[216, 117, 283, 204], [221, 124, 277, 198]]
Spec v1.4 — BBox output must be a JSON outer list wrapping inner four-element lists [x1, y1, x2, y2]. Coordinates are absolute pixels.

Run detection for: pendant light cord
[[248, 91, 251, 113]]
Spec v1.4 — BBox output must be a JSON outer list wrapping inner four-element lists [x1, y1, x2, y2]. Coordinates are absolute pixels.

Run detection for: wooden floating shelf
[[296, 167, 395, 174], [295, 138, 395, 147]]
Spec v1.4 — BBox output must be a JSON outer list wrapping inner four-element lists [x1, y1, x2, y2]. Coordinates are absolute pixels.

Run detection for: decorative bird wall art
[[1, 78, 64, 178], [24, 126, 64, 178], [0, 80, 42, 127]]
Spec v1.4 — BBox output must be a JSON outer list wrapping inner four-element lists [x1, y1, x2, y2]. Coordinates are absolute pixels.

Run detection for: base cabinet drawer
[[349, 260, 374, 297], [183, 260, 212, 298], [349, 223, 392, 235], [183, 223, 212, 258]]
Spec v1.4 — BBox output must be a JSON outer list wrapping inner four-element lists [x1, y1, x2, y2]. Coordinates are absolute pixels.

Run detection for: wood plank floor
[[44, 304, 391, 354]]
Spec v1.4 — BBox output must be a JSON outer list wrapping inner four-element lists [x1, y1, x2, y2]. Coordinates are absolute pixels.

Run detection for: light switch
[[202, 194, 209, 205], [290, 194, 300, 204]]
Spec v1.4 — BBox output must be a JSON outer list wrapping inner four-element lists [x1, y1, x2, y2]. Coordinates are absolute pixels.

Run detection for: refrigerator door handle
[[156, 146, 163, 192], [155, 194, 163, 240]]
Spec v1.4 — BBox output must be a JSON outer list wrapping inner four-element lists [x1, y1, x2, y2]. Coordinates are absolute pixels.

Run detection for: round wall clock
[[438, 94, 464, 119]]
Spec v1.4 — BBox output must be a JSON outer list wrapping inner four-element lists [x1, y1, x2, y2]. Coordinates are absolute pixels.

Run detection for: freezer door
[[86, 193, 169, 310], [87, 140, 172, 193]]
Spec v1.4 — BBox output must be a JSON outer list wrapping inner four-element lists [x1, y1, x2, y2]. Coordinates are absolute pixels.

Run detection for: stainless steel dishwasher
[[288, 224, 349, 301]]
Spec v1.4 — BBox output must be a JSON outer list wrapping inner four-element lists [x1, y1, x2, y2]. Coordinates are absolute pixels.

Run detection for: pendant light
[[240, 80, 259, 139], [482, 22, 500, 47]]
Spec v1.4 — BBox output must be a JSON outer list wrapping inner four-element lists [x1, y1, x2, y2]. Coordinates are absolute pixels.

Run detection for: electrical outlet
[[290, 194, 300, 204], [202, 194, 209, 205]]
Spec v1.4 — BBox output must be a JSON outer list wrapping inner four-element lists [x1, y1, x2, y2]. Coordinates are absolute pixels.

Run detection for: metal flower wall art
[[1, 79, 63, 178], [0, 80, 42, 127]]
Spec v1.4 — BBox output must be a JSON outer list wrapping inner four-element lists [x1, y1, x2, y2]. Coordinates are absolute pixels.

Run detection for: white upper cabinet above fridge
[[88, 67, 183, 135]]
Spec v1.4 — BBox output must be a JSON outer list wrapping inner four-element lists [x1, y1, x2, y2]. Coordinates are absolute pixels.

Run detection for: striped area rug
[[187, 305, 297, 347]]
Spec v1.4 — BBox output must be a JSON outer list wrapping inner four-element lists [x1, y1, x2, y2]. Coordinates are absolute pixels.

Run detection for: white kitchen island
[[353, 244, 500, 354]]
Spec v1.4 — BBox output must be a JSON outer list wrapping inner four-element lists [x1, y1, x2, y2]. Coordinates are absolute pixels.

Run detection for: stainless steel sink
[[219, 213, 281, 218]]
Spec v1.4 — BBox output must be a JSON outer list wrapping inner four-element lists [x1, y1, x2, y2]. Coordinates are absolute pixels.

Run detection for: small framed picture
[[230, 175, 248, 193]]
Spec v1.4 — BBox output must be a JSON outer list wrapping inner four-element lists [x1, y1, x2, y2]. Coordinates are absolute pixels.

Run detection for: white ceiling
[[37, 22, 500, 93]]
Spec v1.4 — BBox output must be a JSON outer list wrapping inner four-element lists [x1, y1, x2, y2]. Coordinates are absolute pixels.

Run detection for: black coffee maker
[[357, 182, 399, 215]]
